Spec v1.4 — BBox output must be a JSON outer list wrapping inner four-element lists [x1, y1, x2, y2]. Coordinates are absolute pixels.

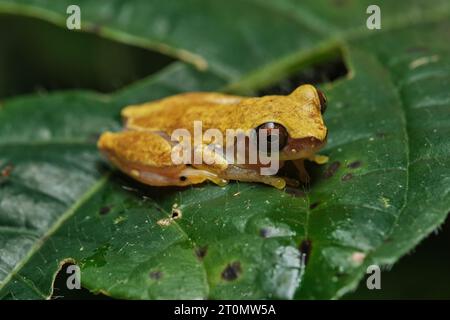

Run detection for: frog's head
[[248, 84, 328, 161]]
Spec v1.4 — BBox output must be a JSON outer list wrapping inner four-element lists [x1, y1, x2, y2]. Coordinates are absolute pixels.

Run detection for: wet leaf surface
[[0, 1, 449, 299]]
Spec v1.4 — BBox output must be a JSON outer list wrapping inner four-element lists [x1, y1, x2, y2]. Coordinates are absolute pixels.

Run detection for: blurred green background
[[1, 12, 449, 299]]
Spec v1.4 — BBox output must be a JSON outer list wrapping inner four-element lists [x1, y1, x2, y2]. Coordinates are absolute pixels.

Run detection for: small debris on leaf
[[99, 205, 112, 215], [351, 252, 366, 265], [309, 202, 320, 209], [341, 173, 353, 181], [323, 161, 341, 178], [347, 161, 362, 169], [1, 165, 14, 177], [149, 270, 163, 280]]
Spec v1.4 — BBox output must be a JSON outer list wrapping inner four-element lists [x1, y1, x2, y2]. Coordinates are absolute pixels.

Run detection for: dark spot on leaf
[[257, 55, 347, 95], [341, 173, 353, 181], [179, 176, 187, 181], [323, 161, 341, 178], [195, 246, 208, 260], [309, 202, 320, 209], [51, 262, 112, 300], [260, 228, 270, 238], [347, 161, 362, 169], [149, 270, 163, 280], [221, 261, 242, 281], [285, 187, 305, 197], [99, 205, 112, 215], [299, 239, 312, 266]]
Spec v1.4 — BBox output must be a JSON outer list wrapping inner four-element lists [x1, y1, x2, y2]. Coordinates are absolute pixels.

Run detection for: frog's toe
[[212, 178, 229, 187], [283, 177, 300, 188], [312, 154, 329, 165], [260, 176, 286, 189]]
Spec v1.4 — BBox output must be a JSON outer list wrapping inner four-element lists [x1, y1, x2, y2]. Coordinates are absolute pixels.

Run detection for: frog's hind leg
[[99, 130, 231, 187]]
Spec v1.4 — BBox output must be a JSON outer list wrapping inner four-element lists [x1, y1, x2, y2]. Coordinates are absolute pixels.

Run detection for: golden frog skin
[[97, 84, 328, 189]]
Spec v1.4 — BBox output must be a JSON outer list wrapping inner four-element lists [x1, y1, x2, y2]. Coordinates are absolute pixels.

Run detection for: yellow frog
[[97, 84, 328, 189]]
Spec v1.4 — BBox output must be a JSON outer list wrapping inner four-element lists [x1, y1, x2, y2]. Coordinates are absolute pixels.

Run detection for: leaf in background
[[0, 1, 449, 299], [1, 0, 449, 83]]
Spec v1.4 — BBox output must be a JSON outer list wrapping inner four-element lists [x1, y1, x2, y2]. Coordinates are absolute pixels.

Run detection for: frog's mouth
[[280, 135, 327, 160]]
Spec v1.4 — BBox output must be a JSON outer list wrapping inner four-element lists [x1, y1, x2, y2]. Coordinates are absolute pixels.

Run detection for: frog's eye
[[256, 122, 288, 153], [317, 89, 327, 114]]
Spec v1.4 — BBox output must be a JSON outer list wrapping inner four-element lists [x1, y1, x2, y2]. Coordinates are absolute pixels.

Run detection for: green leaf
[[1, 0, 449, 82], [1, 1, 449, 299]]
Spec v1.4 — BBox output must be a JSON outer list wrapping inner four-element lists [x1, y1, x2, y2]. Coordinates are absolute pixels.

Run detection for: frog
[[97, 84, 328, 189]]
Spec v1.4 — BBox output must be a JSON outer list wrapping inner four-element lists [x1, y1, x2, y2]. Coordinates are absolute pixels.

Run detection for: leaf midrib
[[362, 53, 411, 263]]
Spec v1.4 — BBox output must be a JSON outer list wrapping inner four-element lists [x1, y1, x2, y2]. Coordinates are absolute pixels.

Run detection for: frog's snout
[[281, 135, 327, 160]]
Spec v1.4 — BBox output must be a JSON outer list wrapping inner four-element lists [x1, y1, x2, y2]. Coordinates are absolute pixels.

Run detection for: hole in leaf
[[51, 262, 111, 300], [171, 207, 182, 219]]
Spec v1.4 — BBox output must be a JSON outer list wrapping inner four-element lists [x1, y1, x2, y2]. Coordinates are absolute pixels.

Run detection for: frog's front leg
[[292, 159, 310, 184], [191, 143, 229, 187], [308, 154, 329, 165], [292, 155, 329, 184]]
